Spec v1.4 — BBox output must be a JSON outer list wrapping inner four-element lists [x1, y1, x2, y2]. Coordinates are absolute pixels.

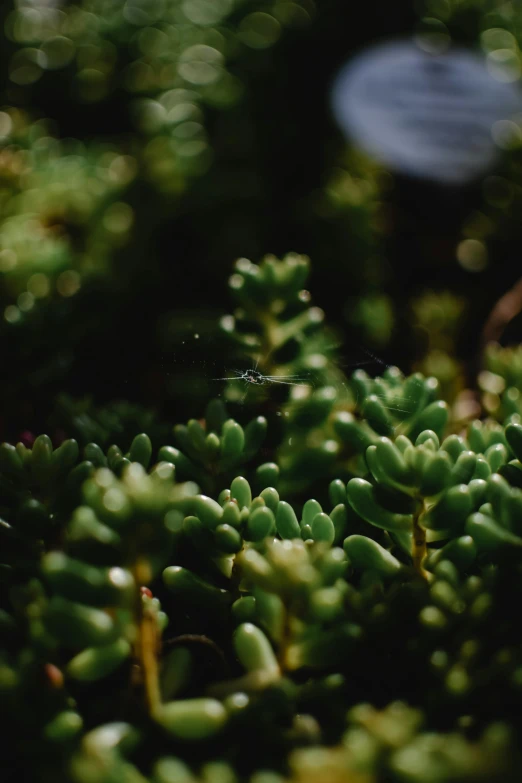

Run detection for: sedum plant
[[3, 254, 522, 782]]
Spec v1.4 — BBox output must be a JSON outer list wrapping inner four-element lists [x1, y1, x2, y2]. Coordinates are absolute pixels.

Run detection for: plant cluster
[[3, 2, 522, 781], [2, 254, 522, 782]]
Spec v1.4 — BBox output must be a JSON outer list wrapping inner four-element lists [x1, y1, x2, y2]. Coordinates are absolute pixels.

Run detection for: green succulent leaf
[[347, 478, 413, 532]]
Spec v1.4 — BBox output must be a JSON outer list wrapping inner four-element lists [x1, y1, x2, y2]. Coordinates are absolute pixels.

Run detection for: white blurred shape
[[330, 40, 522, 186]]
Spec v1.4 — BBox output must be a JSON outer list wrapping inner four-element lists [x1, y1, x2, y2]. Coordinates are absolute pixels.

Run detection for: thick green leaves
[[84, 443, 107, 468], [221, 421, 245, 461], [276, 501, 301, 539], [373, 437, 414, 489], [158, 446, 203, 483], [128, 434, 152, 468], [347, 478, 412, 532], [466, 512, 522, 554], [449, 451, 477, 485], [246, 506, 276, 541], [441, 435, 466, 462], [45, 596, 118, 648], [425, 536, 477, 573], [422, 485, 472, 532], [311, 513, 335, 545], [174, 495, 223, 529], [187, 419, 206, 452], [333, 411, 379, 452], [260, 486, 279, 513], [67, 639, 131, 682], [361, 395, 395, 437], [407, 400, 448, 441], [234, 622, 280, 678], [163, 566, 230, 608], [44, 711, 83, 743], [51, 439, 80, 479], [302, 499, 322, 526], [329, 479, 346, 507], [215, 524, 242, 553], [310, 586, 344, 621], [344, 535, 402, 579], [67, 506, 122, 548], [243, 417, 268, 456], [330, 504, 348, 543], [221, 501, 242, 529], [256, 462, 279, 489], [156, 699, 227, 740], [43, 552, 134, 606], [206, 399, 227, 434], [417, 451, 453, 497], [31, 435, 53, 487], [232, 596, 257, 624], [0, 443, 25, 481], [506, 422, 522, 461], [485, 443, 508, 473], [230, 476, 252, 510]]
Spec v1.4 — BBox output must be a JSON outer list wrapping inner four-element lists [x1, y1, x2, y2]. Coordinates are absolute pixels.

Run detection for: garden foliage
[[2, 254, 522, 783], [3, 1, 522, 782]]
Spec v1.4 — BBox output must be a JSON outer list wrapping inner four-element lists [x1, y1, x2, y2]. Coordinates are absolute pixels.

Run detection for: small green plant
[[3, 254, 522, 783]]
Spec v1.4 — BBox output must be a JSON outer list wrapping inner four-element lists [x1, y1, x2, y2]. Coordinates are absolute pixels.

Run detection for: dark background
[[1, 0, 521, 440]]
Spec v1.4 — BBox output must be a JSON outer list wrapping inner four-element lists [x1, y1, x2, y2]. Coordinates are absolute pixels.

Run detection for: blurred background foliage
[[1, 0, 522, 444]]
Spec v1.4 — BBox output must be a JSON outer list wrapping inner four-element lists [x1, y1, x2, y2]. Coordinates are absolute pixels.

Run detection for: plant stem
[[277, 605, 291, 672], [134, 560, 161, 715], [412, 502, 428, 579]]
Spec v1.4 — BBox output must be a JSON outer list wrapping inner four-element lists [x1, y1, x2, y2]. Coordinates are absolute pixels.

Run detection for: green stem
[[133, 560, 161, 715], [277, 605, 291, 672], [412, 501, 428, 579], [255, 311, 280, 370]]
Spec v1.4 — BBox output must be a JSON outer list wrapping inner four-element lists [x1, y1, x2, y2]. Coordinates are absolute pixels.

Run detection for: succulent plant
[[4, 2, 522, 781], [3, 250, 522, 782]]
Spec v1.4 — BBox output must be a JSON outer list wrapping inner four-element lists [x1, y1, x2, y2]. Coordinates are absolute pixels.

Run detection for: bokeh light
[[456, 238, 488, 272]]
